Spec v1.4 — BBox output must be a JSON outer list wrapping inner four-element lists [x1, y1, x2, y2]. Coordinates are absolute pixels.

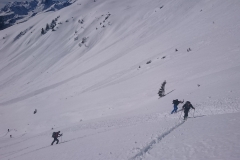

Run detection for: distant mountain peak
[[0, 0, 75, 30]]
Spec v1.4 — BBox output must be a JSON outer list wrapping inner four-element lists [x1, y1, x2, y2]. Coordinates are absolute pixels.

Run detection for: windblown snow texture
[[0, 0, 240, 159]]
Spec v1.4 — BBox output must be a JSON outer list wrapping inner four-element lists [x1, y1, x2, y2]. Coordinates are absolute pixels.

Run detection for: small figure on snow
[[182, 101, 195, 120], [187, 48, 191, 52], [33, 109, 37, 114], [10, 135, 12, 138], [51, 131, 62, 145], [171, 99, 184, 114], [8, 129, 10, 132]]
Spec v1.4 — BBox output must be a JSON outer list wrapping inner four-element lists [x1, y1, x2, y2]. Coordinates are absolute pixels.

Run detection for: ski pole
[[193, 109, 195, 118]]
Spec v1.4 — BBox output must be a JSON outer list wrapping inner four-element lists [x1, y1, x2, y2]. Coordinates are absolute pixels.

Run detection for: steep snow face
[[0, 0, 75, 30], [0, 0, 239, 133], [0, 0, 240, 159]]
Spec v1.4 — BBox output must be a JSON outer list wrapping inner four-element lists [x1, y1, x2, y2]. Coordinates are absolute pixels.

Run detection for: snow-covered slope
[[0, 0, 240, 159]]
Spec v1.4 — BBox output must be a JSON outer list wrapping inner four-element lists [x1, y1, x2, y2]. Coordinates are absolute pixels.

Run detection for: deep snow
[[0, 0, 240, 159]]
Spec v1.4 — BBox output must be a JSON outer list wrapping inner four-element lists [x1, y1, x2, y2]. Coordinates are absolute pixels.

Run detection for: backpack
[[52, 132, 56, 138], [172, 100, 177, 104]]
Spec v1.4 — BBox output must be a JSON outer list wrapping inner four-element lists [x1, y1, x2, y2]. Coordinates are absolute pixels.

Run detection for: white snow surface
[[0, 0, 240, 159]]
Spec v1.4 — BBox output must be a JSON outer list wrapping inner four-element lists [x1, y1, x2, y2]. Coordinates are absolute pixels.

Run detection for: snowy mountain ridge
[[0, 0, 75, 30], [0, 0, 240, 159]]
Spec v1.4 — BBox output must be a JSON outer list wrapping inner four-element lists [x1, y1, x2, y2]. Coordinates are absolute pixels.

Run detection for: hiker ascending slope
[[171, 99, 184, 114], [182, 101, 195, 120], [51, 131, 62, 145]]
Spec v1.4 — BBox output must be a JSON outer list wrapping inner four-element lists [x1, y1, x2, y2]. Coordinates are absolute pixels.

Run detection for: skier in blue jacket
[[171, 99, 184, 114]]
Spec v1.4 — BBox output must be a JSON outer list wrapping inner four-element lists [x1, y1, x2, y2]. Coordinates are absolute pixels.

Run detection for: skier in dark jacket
[[51, 131, 62, 145], [171, 99, 184, 114], [182, 101, 195, 120]]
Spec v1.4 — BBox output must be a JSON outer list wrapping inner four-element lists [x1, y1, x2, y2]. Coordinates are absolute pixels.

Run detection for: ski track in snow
[[0, 1, 240, 159], [1, 97, 239, 160], [130, 120, 185, 160], [0, 145, 34, 159], [128, 97, 240, 159]]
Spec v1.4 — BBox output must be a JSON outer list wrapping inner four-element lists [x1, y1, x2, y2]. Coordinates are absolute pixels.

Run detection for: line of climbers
[[171, 99, 195, 120]]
